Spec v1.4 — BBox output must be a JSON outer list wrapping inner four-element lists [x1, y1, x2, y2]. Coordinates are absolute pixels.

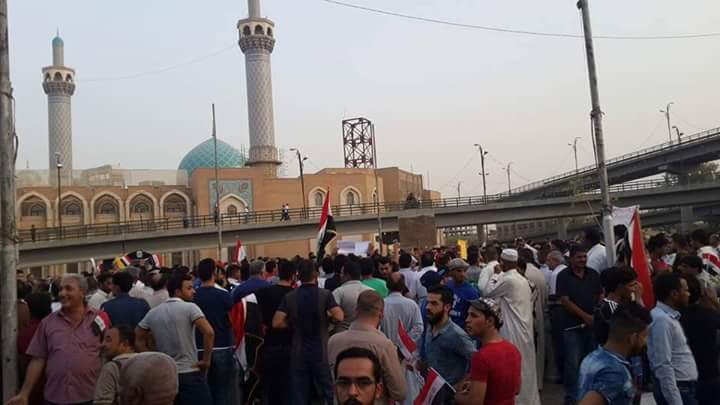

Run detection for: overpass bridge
[[18, 180, 720, 267], [506, 126, 720, 199]]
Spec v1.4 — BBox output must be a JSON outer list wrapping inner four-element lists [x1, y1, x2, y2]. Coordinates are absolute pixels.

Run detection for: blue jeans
[[653, 381, 698, 405], [291, 357, 334, 405], [206, 349, 235, 405], [176, 371, 212, 405], [563, 327, 596, 405]]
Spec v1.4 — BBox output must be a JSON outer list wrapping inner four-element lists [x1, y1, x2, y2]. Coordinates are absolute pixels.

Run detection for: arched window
[[53, 72, 62, 81], [64, 202, 81, 216], [254, 25, 264, 35], [267, 28, 273, 37], [132, 202, 150, 214], [66, 74, 73, 82], [164, 195, 187, 215], [129, 195, 154, 217], [29, 204, 45, 217], [227, 205, 238, 215], [243, 26, 251, 36], [345, 190, 359, 206], [314, 192, 325, 207], [44, 73, 51, 82], [99, 203, 117, 215]]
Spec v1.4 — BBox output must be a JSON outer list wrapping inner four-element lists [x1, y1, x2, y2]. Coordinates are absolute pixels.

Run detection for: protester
[[232, 260, 270, 302], [555, 245, 602, 405], [582, 227, 608, 273], [94, 325, 137, 405], [226, 264, 241, 290], [101, 271, 150, 330], [477, 246, 500, 295], [360, 257, 389, 297], [398, 253, 418, 299], [381, 272, 424, 347], [519, 247, 548, 390], [332, 260, 373, 333], [118, 352, 178, 405], [334, 348, 386, 405], [16, 291, 51, 405], [126, 266, 153, 303], [272, 259, 344, 405], [418, 285, 476, 388], [88, 272, 113, 310], [255, 260, 296, 405], [193, 258, 235, 405], [136, 273, 215, 404], [446, 258, 480, 327], [9, 274, 102, 405], [648, 272, 698, 405], [593, 266, 641, 345], [328, 290, 406, 403], [455, 298, 521, 405], [466, 250, 483, 284], [577, 303, 652, 405], [484, 249, 541, 405], [691, 229, 720, 279], [146, 270, 170, 308], [325, 255, 347, 292], [679, 274, 720, 405], [414, 252, 437, 301], [377, 256, 394, 281], [648, 234, 671, 275]]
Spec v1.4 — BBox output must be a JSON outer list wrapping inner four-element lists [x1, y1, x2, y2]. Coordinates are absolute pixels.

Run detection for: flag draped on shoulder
[[414, 368, 449, 405], [316, 190, 337, 262]]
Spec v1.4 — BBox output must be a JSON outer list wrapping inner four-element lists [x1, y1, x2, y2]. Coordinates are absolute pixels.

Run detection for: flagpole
[[212, 104, 223, 261]]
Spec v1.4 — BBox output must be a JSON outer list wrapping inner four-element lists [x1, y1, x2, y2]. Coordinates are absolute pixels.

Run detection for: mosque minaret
[[42, 32, 76, 185], [238, 0, 281, 176]]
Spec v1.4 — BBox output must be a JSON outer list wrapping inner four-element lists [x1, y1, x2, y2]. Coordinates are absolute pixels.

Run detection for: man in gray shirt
[[136, 273, 215, 405]]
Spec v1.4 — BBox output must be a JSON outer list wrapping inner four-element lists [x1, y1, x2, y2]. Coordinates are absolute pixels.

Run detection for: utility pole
[[505, 162, 512, 195], [569, 137, 581, 173], [55, 152, 63, 232], [578, 0, 616, 266], [290, 148, 307, 218], [660, 102, 674, 143], [211, 104, 223, 261], [371, 124, 383, 255], [473, 144, 488, 203], [456, 181, 461, 199], [672, 125, 683, 144], [0, 0, 18, 399]]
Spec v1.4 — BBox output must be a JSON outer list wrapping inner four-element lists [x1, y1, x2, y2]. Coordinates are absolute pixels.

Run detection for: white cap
[[501, 248, 519, 262]]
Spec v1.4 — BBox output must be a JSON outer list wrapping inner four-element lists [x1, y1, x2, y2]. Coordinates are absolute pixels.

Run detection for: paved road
[[541, 384, 657, 404]]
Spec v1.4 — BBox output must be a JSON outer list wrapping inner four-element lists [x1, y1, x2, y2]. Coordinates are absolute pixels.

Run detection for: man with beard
[[94, 325, 137, 404], [578, 303, 651, 405], [334, 348, 385, 405], [418, 285, 476, 393], [88, 272, 113, 310]]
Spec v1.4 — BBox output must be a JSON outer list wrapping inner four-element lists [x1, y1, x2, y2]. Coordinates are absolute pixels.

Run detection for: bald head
[[356, 290, 384, 318]]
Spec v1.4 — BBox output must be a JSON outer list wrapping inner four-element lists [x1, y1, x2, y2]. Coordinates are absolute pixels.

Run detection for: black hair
[[240, 260, 250, 281], [427, 285, 454, 306], [334, 347, 382, 384], [420, 252, 435, 268], [97, 272, 113, 284], [653, 272, 683, 302], [399, 253, 413, 268], [607, 302, 651, 341], [583, 227, 603, 245], [226, 264, 241, 278], [601, 266, 637, 294], [167, 273, 193, 297], [25, 292, 52, 320], [197, 258, 216, 282], [647, 234, 669, 252], [334, 255, 348, 275], [17, 281, 32, 301], [677, 255, 703, 271], [468, 251, 480, 266], [114, 324, 136, 349], [472, 302, 502, 329], [569, 244, 588, 257], [343, 261, 362, 280], [359, 258, 374, 277], [321, 257, 335, 275], [298, 259, 317, 283], [265, 260, 277, 274], [682, 274, 702, 305], [278, 260, 296, 281], [387, 273, 405, 293], [112, 271, 134, 294], [690, 229, 710, 245], [550, 239, 568, 253], [518, 248, 536, 266]]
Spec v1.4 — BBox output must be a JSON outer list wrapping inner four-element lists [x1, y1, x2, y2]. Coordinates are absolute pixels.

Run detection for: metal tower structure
[[342, 117, 375, 168]]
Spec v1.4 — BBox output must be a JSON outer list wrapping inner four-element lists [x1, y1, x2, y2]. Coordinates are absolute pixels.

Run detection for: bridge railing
[[18, 178, 689, 244], [506, 126, 720, 195]]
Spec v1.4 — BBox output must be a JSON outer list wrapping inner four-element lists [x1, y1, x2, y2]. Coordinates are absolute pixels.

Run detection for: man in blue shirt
[[231, 260, 270, 302], [648, 272, 698, 405], [418, 285, 476, 388], [446, 258, 480, 328], [194, 258, 235, 405], [578, 302, 651, 405], [101, 271, 150, 329]]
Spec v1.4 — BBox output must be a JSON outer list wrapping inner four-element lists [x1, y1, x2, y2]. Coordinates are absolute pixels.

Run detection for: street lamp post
[[660, 102, 674, 143], [473, 144, 488, 204], [505, 162, 512, 195], [55, 152, 63, 234], [211, 104, 222, 261], [672, 125, 683, 144], [569, 137, 581, 173], [290, 148, 308, 218], [371, 125, 383, 255]]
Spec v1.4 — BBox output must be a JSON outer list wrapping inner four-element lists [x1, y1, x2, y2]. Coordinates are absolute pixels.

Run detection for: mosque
[[16, 0, 438, 276]]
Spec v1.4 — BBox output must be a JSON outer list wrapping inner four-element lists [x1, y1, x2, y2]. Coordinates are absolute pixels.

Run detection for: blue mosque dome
[[178, 138, 247, 175]]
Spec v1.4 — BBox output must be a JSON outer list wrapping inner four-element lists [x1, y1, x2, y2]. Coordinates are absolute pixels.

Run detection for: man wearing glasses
[[334, 347, 385, 405]]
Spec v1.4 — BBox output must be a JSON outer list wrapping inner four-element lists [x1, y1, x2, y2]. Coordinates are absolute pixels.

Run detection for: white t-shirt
[[587, 243, 608, 273]]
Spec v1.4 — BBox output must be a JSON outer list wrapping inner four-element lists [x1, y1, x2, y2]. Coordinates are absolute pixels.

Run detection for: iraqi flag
[[414, 368, 450, 405], [316, 190, 337, 262], [613, 206, 655, 308], [398, 320, 417, 361], [234, 240, 247, 263]]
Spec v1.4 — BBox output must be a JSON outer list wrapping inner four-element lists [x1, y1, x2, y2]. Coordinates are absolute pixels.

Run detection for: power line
[[80, 44, 238, 83], [437, 152, 478, 192], [321, 0, 720, 40]]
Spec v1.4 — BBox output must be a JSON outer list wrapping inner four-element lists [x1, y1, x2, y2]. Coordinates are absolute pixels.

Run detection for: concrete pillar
[[680, 206, 695, 233], [476, 224, 486, 244], [556, 218, 569, 240]]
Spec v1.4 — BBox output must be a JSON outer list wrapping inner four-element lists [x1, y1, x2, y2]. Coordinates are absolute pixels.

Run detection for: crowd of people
[[6, 226, 720, 405]]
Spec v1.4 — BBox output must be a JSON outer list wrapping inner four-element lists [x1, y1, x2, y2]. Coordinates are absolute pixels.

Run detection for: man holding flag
[[316, 188, 337, 262]]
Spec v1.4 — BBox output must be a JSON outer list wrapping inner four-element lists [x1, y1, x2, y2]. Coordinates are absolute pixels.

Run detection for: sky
[[10, 0, 720, 196]]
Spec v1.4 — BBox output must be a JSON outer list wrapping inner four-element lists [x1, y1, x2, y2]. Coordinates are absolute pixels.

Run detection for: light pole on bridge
[[660, 102, 674, 143]]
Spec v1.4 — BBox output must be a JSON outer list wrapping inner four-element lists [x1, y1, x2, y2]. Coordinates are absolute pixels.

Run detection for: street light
[[568, 137, 581, 173], [672, 125, 684, 144], [289, 148, 308, 218], [660, 102, 674, 143], [505, 162, 512, 195], [55, 152, 63, 233], [473, 144, 489, 204]]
